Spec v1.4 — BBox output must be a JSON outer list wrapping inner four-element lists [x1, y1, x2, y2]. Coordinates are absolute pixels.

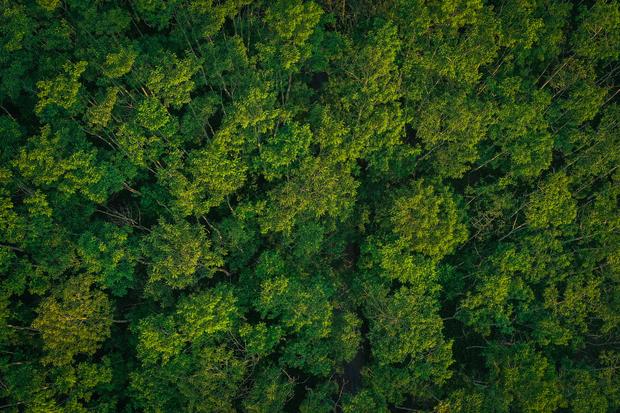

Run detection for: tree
[[143, 219, 224, 290], [131, 283, 245, 412], [32, 275, 112, 366]]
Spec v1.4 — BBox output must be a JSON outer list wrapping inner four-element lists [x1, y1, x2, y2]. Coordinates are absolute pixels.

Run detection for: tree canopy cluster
[[1, 0, 620, 412]]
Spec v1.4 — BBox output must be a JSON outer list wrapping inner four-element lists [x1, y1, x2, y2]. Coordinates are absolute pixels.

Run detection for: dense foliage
[[1, 0, 619, 411]]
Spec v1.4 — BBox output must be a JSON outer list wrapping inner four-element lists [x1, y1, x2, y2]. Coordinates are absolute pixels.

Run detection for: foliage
[[1, 0, 619, 411]]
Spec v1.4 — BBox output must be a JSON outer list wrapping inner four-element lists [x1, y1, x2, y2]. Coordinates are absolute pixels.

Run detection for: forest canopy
[[1, 0, 619, 412]]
